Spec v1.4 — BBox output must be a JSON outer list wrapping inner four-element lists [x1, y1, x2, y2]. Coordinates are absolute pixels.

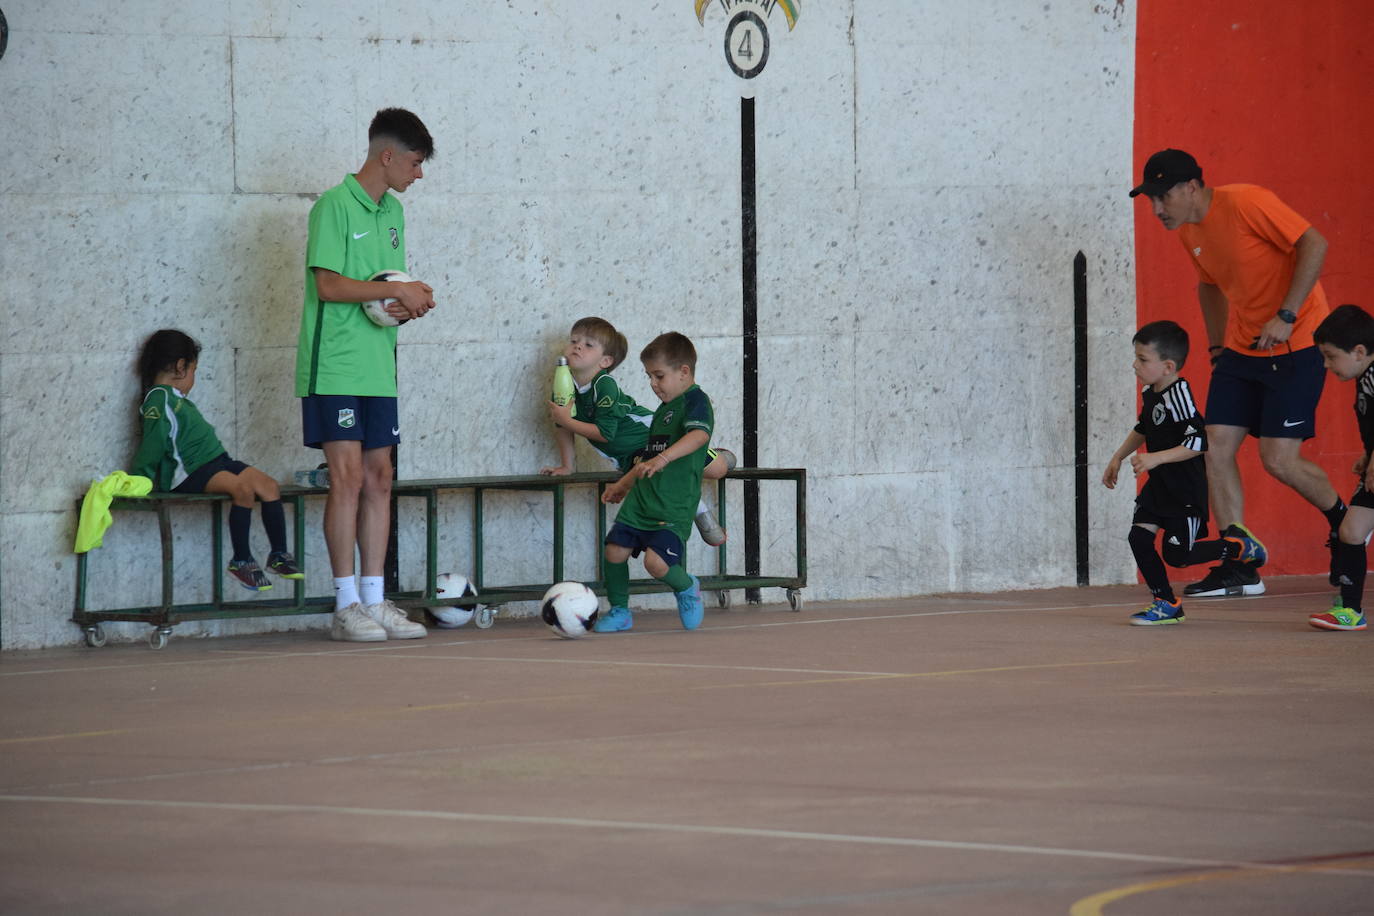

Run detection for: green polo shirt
[[296, 174, 407, 397]]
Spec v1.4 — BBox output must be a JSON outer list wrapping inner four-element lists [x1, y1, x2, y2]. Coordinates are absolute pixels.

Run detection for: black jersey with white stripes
[[1133, 377, 1208, 517]]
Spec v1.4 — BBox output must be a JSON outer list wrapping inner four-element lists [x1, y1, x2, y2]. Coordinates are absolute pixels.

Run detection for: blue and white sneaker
[[592, 605, 633, 633], [1224, 523, 1267, 567], [676, 575, 704, 630], [1130, 597, 1185, 626]]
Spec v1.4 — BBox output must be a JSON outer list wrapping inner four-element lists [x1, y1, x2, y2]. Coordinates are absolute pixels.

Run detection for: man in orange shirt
[[1131, 149, 1344, 598]]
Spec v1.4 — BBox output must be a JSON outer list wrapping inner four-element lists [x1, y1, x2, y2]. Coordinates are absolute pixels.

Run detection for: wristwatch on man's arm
[[1277, 309, 1298, 324]]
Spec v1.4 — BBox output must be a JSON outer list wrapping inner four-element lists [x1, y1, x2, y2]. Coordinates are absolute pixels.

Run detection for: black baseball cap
[[1129, 149, 1203, 198]]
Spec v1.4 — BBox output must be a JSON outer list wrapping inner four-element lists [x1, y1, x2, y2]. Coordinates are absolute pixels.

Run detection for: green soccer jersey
[[130, 386, 226, 491], [296, 174, 407, 397], [577, 371, 653, 472], [614, 384, 714, 542]]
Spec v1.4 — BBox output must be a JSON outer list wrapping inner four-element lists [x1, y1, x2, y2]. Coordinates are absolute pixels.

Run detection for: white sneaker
[[363, 599, 427, 639], [331, 603, 387, 642], [694, 507, 727, 547]]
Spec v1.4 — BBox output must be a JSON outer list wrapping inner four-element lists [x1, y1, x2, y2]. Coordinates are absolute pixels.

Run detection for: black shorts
[[605, 521, 686, 568], [301, 395, 400, 450], [1132, 505, 1207, 550], [1352, 482, 1374, 511], [174, 453, 248, 494], [1206, 346, 1325, 439]]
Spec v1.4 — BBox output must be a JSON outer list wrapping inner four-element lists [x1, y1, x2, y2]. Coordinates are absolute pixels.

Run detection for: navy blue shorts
[[1206, 346, 1325, 439], [301, 395, 399, 450], [174, 453, 249, 494], [606, 521, 686, 568]]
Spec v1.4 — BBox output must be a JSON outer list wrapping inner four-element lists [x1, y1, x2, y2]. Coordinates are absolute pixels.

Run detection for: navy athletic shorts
[[301, 395, 399, 450], [606, 521, 686, 568], [174, 453, 248, 494], [1205, 346, 1325, 439]]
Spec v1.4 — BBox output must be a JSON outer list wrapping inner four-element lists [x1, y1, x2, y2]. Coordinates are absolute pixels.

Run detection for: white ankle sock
[[334, 576, 359, 611], [359, 576, 384, 607]]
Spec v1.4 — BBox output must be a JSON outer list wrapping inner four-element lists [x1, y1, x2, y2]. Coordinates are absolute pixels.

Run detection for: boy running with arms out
[[1311, 304, 1374, 631], [539, 316, 735, 545], [596, 332, 715, 632], [1104, 321, 1265, 625], [297, 107, 436, 642]]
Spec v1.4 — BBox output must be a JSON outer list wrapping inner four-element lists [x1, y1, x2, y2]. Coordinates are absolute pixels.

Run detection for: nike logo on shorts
[[391, 427, 401, 436], [1282, 419, 1304, 428]]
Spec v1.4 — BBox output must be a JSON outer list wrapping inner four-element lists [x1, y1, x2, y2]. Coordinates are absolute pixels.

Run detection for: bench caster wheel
[[83, 624, 107, 648], [787, 589, 803, 612], [148, 627, 172, 650], [474, 605, 496, 629], [717, 590, 732, 609]]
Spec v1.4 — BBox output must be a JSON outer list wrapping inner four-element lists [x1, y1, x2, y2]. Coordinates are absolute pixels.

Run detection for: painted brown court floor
[[2, 577, 1372, 916]]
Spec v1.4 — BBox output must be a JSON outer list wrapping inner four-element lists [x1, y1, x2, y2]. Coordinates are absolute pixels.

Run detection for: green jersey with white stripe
[[576, 371, 653, 472], [613, 384, 714, 542], [131, 386, 226, 491]]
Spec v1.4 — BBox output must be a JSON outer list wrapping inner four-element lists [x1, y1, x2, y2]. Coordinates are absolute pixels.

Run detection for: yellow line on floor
[[1069, 854, 1374, 915]]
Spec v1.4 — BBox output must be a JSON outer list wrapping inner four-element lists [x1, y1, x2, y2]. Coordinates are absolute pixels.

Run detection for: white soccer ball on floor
[[427, 572, 477, 628], [361, 269, 413, 327], [541, 581, 600, 639]]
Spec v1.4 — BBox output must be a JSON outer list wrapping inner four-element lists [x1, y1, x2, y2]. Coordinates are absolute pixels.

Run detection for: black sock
[[1129, 527, 1176, 603], [1338, 540, 1366, 612], [1324, 498, 1348, 534], [260, 499, 287, 555], [229, 505, 253, 563], [1187, 538, 1228, 564]]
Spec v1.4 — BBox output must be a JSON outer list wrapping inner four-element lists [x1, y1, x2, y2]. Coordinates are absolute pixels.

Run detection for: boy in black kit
[[1104, 321, 1266, 625], [1311, 304, 1374, 631]]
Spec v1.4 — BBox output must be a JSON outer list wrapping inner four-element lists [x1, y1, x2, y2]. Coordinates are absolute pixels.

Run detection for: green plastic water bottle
[[552, 357, 577, 418]]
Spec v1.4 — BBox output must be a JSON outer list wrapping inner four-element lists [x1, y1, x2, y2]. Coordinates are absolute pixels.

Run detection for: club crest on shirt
[[337, 408, 356, 429], [661, 411, 674, 425], [389, 227, 399, 249], [1152, 403, 1167, 425]]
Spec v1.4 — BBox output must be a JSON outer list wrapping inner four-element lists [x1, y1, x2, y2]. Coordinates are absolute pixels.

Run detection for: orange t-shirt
[[1178, 184, 1328, 355]]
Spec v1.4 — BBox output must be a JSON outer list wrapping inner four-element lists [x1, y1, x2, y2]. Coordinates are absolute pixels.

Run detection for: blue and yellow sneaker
[[1130, 597, 1185, 626], [592, 606, 633, 633], [1309, 607, 1367, 631], [676, 575, 704, 630], [1224, 523, 1267, 567]]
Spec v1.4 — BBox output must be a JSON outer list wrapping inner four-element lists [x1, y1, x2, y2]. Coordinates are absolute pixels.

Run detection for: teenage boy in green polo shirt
[[297, 107, 436, 642]]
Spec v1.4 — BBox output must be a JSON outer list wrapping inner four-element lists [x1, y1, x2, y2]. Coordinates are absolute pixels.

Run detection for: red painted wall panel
[[1134, 0, 1374, 574]]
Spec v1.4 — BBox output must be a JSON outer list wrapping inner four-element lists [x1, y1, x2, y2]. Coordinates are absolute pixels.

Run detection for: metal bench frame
[[73, 468, 806, 648]]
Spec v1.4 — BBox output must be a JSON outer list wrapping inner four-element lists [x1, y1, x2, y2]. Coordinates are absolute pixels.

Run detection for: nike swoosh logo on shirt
[[1283, 419, 1303, 427], [353, 231, 370, 240]]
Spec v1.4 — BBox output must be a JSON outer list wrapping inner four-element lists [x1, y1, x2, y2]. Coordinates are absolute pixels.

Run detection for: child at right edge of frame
[[1103, 320, 1266, 626], [1311, 304, 1374, 632]]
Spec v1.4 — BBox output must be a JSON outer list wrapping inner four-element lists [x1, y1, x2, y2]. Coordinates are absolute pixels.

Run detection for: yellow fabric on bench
[[75, 472, 153, 554]]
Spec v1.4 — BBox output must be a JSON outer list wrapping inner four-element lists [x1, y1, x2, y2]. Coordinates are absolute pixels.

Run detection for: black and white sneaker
[[1183, 562, 1265, 598]]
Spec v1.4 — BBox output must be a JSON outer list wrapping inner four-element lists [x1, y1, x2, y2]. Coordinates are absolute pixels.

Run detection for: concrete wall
[[0, 1, 1139, 648]]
